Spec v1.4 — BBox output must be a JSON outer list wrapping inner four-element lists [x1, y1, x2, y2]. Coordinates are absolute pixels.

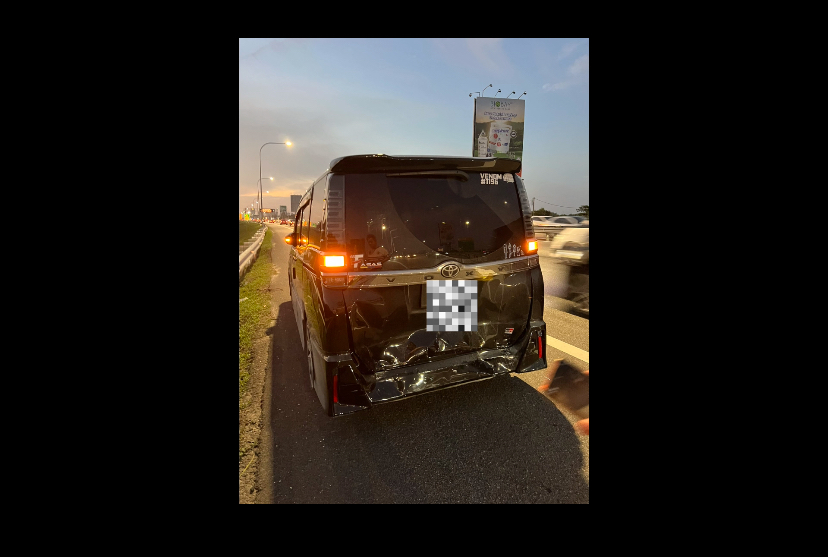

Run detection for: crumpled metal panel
[[328, 320, 546, 413], [342, 272, 530, 375], [361, 326, 539, 404]]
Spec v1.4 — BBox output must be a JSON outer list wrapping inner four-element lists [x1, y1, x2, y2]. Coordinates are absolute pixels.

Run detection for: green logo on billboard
[[495, 101, 501, 107]]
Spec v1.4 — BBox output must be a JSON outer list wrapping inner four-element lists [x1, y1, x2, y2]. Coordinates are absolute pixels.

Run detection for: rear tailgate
[[335, 170, 535, 373], [342, 263, 533, 373]]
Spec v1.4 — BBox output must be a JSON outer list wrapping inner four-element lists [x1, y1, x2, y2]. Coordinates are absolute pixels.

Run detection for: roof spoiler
[[328, 154, 522, 174]]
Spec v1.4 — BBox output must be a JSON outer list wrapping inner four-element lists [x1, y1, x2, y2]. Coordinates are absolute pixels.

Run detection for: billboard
[[473, 97, 525, 176], [262, 208, 273, 213]]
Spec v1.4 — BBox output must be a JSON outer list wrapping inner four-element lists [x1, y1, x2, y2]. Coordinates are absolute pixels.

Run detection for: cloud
[[466, 38, 516, 76], [569, 54, 589, 75], [557, 42, 581, 61], [543, 54, 589, 92], [239, 38, 312, 59], [430, 38, 517, 78]]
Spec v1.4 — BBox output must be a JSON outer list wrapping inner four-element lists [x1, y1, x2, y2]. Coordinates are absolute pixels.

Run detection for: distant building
[[290, 195, 301, 214], [279, 205, 287, 218]]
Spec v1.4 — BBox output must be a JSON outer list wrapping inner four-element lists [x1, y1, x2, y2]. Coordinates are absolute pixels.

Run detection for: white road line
[[547, 338, 589, 364]]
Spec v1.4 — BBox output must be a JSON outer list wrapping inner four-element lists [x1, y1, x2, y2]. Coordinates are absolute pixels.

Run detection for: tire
[[305, 318, 315, 391], [568, 268, 589, 317], [570, 292, 589, 317]]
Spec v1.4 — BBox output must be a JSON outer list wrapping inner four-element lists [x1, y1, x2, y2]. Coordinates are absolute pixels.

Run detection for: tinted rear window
[[340, 172, 526, 269]]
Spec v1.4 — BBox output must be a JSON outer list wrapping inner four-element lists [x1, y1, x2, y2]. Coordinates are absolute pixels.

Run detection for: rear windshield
[[338, 171, 527, 270]]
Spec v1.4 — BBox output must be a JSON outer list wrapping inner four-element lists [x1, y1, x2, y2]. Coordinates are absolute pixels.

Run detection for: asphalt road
[[257, 224, 588, 503]]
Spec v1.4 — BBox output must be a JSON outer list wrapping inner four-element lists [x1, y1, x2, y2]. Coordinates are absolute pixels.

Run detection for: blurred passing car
[[532, 215, 587, 240], [548, 225, 588, 316], [280, 219, 288, 225]]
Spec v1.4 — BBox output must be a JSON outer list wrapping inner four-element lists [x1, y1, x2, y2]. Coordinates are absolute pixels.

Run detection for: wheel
[[570, 292, 589, 316], [305, 319, 315, 390], [567, 267, 589, 317]]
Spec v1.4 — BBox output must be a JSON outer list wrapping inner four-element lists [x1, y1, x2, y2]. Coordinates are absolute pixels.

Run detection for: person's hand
[[538, 363, 589, 436], [574, 370, 589, 435], [537, 358, 564, 392]]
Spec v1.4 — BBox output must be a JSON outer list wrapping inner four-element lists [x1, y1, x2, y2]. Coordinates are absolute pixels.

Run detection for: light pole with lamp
[[259, 141, 292, 216], [257, 176, 274, 215]]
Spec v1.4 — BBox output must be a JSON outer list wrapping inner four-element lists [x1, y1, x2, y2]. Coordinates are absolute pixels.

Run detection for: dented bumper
[[328, 320, 547, 416]]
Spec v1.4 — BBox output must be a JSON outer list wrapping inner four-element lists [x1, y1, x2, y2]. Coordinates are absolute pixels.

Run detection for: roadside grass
[[239, 226, 273, 416], [239, 221, 260, 244]]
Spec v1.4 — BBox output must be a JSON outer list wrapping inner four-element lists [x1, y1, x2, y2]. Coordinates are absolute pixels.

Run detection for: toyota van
[[285, 154, 547, 416]]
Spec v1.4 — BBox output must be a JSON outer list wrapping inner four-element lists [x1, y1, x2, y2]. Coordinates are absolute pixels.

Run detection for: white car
[[532, 216, 587, 240], [548, 226, 589, 263], [548, 226, 589, 316]]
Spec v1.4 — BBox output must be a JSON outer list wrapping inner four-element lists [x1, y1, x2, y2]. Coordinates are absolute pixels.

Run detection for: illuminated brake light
[[324, 255, 345, 267], [333, 375, 339, 403], [528, 240, 537, 252]]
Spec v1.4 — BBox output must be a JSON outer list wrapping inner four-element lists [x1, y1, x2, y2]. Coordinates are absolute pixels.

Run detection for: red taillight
[[333, 375, 339, 403], [527, 240, 538, 253], [538, 336, 543, 358], [324, 255, 345, 267]]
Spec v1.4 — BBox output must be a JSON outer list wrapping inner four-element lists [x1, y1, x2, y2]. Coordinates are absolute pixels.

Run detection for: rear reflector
[[324, 255, 345, 267], [333, 375, 339, 403], [538, 336, 543, 358]]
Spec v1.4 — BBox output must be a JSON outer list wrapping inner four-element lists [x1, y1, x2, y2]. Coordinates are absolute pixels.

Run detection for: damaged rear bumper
[[328, 320, 547, 416]]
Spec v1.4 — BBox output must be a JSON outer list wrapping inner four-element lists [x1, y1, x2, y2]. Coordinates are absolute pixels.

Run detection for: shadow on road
[[260, 300, 588, 504]]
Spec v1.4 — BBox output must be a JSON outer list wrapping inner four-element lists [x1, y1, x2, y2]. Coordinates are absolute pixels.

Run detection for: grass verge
[[239, 221, 260, 244], [239, 226, 273, 411]]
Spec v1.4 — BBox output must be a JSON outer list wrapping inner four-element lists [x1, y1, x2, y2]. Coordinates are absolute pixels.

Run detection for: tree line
[[532, 205, 589, 218]]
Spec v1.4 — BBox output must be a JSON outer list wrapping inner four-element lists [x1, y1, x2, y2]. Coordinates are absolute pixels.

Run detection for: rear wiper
[[387, 170, 469, 181]]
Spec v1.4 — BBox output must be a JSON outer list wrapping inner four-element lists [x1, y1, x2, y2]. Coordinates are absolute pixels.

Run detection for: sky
[[239, 38, 588, 216]]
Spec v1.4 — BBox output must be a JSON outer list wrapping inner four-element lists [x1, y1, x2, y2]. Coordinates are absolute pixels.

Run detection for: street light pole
[[259, 141, 292, 216], [257, 176, 274, 214]]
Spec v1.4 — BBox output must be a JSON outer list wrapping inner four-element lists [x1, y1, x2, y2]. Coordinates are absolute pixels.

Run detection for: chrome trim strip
[[319, 254, 540, 287]]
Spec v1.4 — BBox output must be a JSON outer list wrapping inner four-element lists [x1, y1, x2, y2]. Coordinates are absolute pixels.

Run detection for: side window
[[293, 206, 303, 235], [300, 203, 311, 245], [308, 181, 325, 249]]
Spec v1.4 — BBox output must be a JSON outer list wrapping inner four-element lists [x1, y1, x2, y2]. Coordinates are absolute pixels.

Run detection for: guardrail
[[239, 224, 267, 281]]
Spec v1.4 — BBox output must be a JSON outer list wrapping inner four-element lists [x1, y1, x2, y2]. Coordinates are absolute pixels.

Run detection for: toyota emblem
[[441, 264, 460, 278]]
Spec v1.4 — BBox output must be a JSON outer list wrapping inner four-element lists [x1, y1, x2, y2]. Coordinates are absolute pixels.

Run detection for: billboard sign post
[[473, 97, 525, 176]]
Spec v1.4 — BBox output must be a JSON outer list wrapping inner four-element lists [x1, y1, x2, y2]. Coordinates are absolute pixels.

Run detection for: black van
[[285, 154, 547, 416]]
